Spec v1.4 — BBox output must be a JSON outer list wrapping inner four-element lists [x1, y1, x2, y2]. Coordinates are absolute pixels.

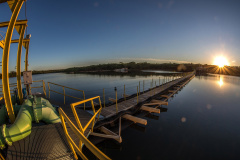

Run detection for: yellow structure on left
[[0, 0, 29, 123]]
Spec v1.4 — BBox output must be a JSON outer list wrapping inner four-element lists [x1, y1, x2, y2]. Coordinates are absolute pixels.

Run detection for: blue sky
[[0, 0, 240, 71]]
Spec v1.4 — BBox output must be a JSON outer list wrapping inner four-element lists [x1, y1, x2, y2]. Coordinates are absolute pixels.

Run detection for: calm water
[[86, 74, 240, 160], [3, 73, 240, 159], [5, 72, 172, 105]]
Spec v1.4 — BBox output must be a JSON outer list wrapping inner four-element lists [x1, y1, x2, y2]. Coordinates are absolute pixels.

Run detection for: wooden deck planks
[[100, 74, 194, 118]]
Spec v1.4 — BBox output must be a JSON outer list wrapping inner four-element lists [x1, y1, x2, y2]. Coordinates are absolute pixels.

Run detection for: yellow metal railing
[[70, 96, 102, 136], [29, 80, 46, 96], [58, 107, 110, 160], [0, 152, 5, 160], [0, 83, 18, 96], [47, 82, 85, 108]]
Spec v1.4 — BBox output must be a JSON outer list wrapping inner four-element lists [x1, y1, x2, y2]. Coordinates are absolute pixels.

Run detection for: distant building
[[114, 68, 128, 72]]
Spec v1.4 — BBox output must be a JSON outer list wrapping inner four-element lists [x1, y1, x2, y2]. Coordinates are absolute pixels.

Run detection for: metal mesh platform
[[5, 123, 74, 160]]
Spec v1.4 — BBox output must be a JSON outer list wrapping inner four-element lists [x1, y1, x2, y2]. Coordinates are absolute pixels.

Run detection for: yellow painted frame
[[70, 96, 102, 134], [58, 107, 110, 160], [16, 24, 26, 104], [70, 96, 102, 150], [2, 0, 25, 123], [48, 82, 85, 107], [29, 80, 46, 97]]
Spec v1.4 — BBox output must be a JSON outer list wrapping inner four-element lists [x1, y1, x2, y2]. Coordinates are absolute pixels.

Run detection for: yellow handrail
[[29, 80, 46, 97], [0, 83, 19, 96], [48, 82, 85, 108], [58, 107, 110, 160], [70, 96, 102, 134], [0, 152, 5, 160]]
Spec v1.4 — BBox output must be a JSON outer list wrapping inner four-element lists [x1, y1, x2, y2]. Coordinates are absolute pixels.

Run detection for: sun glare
[[213, 56, 229, 68], [218, 76, 223, 87]]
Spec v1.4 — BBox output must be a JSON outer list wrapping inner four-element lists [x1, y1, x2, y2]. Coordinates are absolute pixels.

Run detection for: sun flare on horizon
[[213, 56, 229, 68]]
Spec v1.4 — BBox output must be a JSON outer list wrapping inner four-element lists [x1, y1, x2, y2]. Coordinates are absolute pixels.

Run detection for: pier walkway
[[100, 72, 195, 118]]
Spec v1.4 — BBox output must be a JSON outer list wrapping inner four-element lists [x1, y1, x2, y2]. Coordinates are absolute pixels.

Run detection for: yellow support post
[[16, 24, 26, 104], [2, 0, 25, 123], [24, 41, 29, 71], [42, 80, 46, 97], [24, 41, 30, 95]]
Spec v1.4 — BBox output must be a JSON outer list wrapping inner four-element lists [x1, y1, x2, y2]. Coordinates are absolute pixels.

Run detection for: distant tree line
[[65, 62, 198, 73], [1, 62, 240, 79]]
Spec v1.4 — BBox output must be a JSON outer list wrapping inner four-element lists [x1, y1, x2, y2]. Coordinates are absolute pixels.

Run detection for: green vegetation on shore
[[1, 62, 240, 79], [65, 62, 196, 73]]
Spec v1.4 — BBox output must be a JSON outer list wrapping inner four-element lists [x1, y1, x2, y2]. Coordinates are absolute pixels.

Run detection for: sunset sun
[[213, 56, 229, 68]]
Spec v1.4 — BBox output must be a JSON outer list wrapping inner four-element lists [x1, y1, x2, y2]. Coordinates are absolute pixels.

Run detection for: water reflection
[[218, 76, 224, 87]]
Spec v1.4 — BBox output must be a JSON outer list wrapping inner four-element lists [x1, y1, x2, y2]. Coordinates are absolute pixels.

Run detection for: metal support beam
[[0, 39, 29, 49], [24, 41, 30, 94], [0, 20, 27, 28], [0, 40, 4, 49], [24, 41, 29, 71], [16, 25, 26, 104], [2, 0, 25, 123], [11, 38, 30, 44]]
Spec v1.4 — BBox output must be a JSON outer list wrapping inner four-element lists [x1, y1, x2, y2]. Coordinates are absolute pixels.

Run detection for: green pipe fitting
[[0, 96, 61, 149]]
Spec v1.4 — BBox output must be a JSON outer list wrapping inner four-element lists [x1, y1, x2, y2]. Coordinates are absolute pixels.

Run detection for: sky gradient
[[0, 0, 240, 71]]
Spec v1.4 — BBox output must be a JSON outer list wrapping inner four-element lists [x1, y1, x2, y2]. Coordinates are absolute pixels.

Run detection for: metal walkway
[[100, 73, 194, 118], [5, 123, 73, 160]]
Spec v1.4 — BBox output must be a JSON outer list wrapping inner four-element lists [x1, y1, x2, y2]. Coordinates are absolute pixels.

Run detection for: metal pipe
[[24, 41, 30, 95], [2, 0, 24, 123], [16, 25, 26, 104]]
